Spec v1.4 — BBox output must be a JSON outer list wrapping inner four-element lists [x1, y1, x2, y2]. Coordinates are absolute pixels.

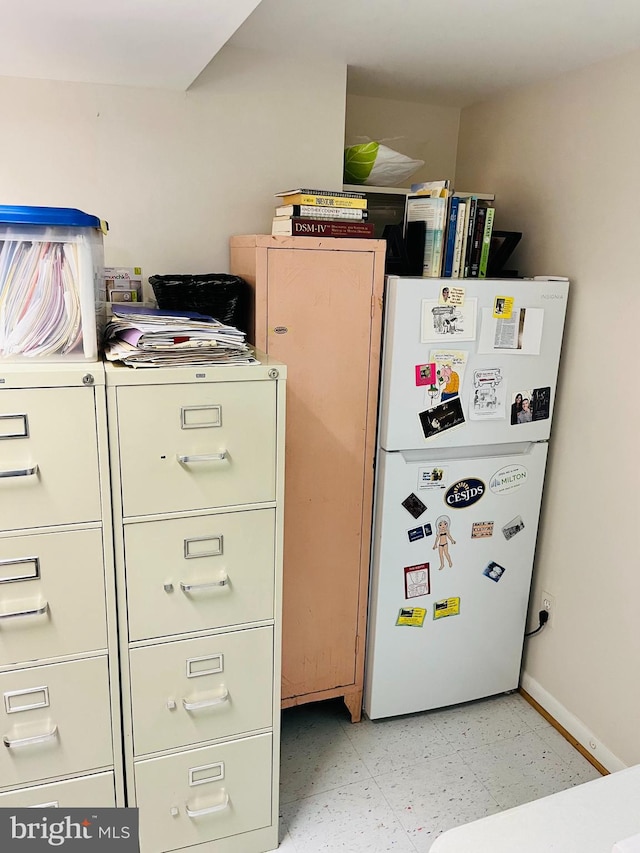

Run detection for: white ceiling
[[231, 0, 640, 106], [2, 0, 640, 105], [0, 0, 262, 89]]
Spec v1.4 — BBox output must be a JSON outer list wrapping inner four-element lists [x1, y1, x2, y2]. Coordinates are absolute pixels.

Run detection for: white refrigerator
[[364, 275, 569, 719]]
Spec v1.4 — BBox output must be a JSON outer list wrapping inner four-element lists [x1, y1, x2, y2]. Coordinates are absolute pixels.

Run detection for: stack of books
[[407, 180, 497, 279], [271, 188, 374, 238]]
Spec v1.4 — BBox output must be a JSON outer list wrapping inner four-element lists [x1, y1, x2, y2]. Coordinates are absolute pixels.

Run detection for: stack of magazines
[[104, 305, 257, 368]]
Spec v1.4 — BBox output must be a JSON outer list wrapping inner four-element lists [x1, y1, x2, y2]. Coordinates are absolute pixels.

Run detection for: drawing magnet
[[404, 563, 430, 599]]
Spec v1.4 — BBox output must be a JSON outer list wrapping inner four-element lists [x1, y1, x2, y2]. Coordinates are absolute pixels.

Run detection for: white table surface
[[430, 765, 640, 852]]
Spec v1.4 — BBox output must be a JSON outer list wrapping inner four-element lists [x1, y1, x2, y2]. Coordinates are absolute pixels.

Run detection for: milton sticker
[[444, 478, 485, 509], [490, 464, 528, 494]]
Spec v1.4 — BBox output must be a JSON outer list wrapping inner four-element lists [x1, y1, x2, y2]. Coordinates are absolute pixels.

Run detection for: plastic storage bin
[[0, 205, 107, 361]]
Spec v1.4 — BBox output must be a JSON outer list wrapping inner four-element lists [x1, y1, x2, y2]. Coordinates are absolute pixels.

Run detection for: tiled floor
[[277, 693, 602, 852]]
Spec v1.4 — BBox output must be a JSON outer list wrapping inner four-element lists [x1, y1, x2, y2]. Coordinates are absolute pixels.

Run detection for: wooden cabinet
[[106, 358, 286, 853], [0, 362, 122, 807], [230, 235, 385, 722]]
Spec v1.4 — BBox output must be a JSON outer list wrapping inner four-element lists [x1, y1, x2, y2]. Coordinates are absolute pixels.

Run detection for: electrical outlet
[[541, 590, 555, 626]]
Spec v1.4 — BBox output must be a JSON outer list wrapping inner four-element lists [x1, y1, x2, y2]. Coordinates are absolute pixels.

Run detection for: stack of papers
[[0, 240, 83, 357], [104, 305, 258, 368]]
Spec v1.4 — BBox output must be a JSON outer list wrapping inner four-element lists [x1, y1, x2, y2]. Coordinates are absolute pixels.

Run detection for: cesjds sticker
[[444, 478, 485, 509]]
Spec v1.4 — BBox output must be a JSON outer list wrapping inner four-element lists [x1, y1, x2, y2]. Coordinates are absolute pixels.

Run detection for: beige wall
[[0, 46, 347, 289], [456, 49, 640, 768], [345, 93, 460, 186]]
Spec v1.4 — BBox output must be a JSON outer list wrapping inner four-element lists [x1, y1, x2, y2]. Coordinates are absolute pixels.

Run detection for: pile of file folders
[[104, 305, 257, 367]]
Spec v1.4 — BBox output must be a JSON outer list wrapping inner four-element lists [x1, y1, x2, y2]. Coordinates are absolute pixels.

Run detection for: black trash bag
[[149, 273, 249, 332]]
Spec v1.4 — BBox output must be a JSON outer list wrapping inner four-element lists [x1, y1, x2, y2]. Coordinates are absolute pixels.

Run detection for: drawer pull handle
[[0, 465, 38, 479], [0, 601, 48, 620], [185, 792, 229, 818], [177, 452, 227, 464], [182, 689, 229, 711], [3, 725, 58, 749], [180, 575, 229, 593]]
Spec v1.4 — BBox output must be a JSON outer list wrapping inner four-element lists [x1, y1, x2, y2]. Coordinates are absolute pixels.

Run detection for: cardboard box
[[105, 267, 143, 302]]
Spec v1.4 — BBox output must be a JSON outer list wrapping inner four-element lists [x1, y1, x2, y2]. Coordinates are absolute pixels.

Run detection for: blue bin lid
[[0, 205, 108, 232]]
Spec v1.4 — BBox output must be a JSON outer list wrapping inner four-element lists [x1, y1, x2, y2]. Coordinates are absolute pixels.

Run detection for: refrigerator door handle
[[399, 441, 545, 464]]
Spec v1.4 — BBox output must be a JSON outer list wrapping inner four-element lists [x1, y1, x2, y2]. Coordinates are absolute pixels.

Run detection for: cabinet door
[[0, 387, 101, 530], [264, 248, 381, 698], [116, 381, 277, 517]]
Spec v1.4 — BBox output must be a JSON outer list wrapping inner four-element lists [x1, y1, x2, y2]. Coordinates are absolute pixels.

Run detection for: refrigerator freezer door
[[364, 441, 548, 720], [379, 277, 568, 451]]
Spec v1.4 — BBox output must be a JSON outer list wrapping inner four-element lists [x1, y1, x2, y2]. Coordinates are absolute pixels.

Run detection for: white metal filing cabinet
[[105, 358, 286, 853], [0, 362, 123, 808]]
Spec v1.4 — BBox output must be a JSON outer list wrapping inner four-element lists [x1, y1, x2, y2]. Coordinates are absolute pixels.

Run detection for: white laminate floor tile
[[280, 701, 372, 804], [456, 729, 599, 809], [427, 693, 534, 749], [278, 694, 603, 852], [505, 692, 554, 730], [375, 753, 501, 853], [534, 724, 604, 781], [277, 815, 300, 852], [341, 712, 456, 777], [281, 778, 418, 852]]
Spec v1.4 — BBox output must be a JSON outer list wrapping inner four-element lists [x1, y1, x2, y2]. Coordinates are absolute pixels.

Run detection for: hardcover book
[[275, 204, 368, 220], [468, 204, 489, 277], [442, 196, 461, 278], [275, 188, 367, 209], [406, 195, 448, 277], [271, 218, 374, 237], [478, 207, 496, 279]]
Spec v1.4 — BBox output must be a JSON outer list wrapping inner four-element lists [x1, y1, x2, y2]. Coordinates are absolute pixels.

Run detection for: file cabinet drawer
[[0, 387, 102, 530], [125, 509, 275, 641], [0, 771, 116, 806], [0, 657, 113, 789], [135, 733, 272, 853], [116, 381, 277, 517], [0, 528, 107, 666], [129, 627, 273, 756]]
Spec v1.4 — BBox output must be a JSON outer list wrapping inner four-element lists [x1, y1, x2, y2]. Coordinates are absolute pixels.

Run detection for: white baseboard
[[521, 671, 626, 773]]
